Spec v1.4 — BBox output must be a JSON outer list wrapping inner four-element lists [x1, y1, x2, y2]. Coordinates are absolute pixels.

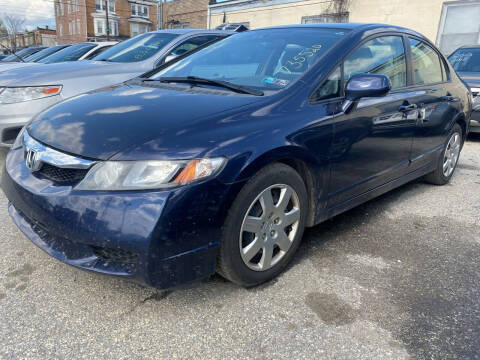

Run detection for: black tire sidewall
[[219, 163, 308, 286]]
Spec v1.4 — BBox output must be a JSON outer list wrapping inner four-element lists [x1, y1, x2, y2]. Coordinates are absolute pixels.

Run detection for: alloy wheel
[[239, 184, 300, 271], [443, 132, 461, 177]]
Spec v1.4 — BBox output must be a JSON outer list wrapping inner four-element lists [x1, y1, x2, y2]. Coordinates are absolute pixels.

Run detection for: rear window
[[449, 47, 480, 72], [93, 33, 179, 63]]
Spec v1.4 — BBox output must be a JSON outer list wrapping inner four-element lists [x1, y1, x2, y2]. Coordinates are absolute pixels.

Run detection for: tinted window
[[83, 45, 112, 60], [409, 38, 443, 85], [312, 66, 341, 101], [448, 47, 480, 72], [165, 35, 222, 59], [2, 48, 42, 62], [152, 29, 349, 91], [24, 45, 69, 62], [344, 36, 407, 89], [38, 43, 96, 63], [93, 33, 178, 63]]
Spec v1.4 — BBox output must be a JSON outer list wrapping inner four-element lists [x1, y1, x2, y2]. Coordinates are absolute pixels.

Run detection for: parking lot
[[0, 136, 479, 359]]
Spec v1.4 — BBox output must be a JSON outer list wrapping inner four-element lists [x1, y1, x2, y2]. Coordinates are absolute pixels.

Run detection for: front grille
[[36, 163, 89, 184]]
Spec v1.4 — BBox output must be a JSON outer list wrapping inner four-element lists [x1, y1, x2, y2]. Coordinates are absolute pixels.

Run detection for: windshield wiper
[[0, 44, 25, 63], [154, 76, 264, 96]]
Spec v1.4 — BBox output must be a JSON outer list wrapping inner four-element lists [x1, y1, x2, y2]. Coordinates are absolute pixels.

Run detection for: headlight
[[0, 86, 62, 104], [75, 157, 225, 191], [12, 126, 26, 149]]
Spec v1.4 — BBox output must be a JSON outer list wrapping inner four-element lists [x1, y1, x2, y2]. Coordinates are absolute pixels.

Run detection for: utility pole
[[105, 0, 110, 41]]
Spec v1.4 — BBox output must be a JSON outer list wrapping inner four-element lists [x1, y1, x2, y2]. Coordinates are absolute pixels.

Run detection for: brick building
[[16, 27, 57, 48], [161, 0, 210, 29], [54, 0, 159, 44]]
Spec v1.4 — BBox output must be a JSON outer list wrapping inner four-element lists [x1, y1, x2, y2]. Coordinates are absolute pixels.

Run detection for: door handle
[[399, 103, 417, 112]]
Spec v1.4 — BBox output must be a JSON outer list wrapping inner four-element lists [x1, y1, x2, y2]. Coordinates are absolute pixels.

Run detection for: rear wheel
[[424, 123, 463, 185], [217, 163, 308, 287]]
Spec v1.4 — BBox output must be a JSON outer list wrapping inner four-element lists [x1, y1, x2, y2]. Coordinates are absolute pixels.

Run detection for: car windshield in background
[[151, 28, 349, 91], [93, 33, 179, 63], [1, 48, 35, 62], [449, 48, 480, 72], [38, 43, 96, 64], [24, 45, 69, 62]]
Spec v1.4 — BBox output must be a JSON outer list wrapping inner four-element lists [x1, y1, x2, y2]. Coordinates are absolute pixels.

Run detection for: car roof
[[253, 23, 424, 37], [148, 29, 233, 36], [454, 44, 480, 50]]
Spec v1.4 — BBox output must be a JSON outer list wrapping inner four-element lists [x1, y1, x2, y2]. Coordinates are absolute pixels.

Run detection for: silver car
[[0, 29, 230, 147], [0, 42, 117, 73]]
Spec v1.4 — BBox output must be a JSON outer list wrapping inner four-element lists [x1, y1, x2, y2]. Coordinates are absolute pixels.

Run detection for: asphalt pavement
[[0, 137, 479, 359]]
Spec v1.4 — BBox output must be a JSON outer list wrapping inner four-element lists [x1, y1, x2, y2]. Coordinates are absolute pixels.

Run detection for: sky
[[0, 0, 56, 31], [0, 0, 231, 32]]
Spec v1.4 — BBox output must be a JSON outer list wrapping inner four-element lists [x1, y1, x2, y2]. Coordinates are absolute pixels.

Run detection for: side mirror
[[342, 74, 391, 113]]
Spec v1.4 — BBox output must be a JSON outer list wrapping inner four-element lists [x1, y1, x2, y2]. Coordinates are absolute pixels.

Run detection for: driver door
[[326, 35, 417, 207]]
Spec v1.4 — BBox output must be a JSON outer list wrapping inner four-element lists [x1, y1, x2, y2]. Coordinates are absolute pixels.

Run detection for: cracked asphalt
[[0, 136, 479, 359]]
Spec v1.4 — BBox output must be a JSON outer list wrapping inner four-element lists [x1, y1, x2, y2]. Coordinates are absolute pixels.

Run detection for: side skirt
[[314, 160, 437, 225]]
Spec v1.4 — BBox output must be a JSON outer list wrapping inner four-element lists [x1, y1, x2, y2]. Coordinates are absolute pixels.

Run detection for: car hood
[[457, 71, 480, 88], [0, 61, 143, 87], [27, 83, 265, 160], [0, 62, 39, 72]]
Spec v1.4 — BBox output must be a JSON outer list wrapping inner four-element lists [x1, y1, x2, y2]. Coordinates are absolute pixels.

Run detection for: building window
[[131, 3, 149, 18], [59, 0, 65, 16], [77, 19, 81, 34], [95, 19, 118, 36], [95, 0, 115, 13], [437, 1, 480, 55], [302, 13, 349, 24], [95, 19, 104, 35], [59, 23, 63, 36]]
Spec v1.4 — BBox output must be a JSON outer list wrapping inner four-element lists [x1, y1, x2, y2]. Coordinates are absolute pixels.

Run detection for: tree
[[2, 15, 26, 52], [328, 0, 351, 22]]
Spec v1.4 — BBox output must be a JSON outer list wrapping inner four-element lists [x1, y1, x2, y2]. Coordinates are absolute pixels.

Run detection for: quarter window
[[409, 38, 443, 85], [344, 36, 407, 89], [312, 66, 341, 101]]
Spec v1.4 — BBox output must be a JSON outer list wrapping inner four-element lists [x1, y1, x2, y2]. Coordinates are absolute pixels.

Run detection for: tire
[[217, 163, 308, 287], [424, 123, 463, 185]]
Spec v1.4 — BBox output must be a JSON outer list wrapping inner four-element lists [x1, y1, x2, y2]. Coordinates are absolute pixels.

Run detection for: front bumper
[[0, 95, 61, 147], [2, 146, 233, 289]]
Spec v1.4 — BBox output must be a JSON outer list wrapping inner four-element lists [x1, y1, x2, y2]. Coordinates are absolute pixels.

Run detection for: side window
[[165, 36, 221, 59], [409, 38, 443, 85], [312, 66, 341, 101], [84, 46, 112, 60], [344, 36, 407, 89]]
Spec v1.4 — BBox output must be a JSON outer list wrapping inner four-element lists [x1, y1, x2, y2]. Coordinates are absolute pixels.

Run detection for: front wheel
[[424, 123, 463, 185], [217, 163, 308, 287]]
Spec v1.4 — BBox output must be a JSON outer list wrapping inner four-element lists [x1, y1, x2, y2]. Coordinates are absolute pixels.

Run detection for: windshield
[[151, 28, 349, 91], [449, 48, 480, 72], [38, 43, 96, 64], [24, 45, 69, 62], [93, 33, 178, 63], [1, 48, 38, 62]]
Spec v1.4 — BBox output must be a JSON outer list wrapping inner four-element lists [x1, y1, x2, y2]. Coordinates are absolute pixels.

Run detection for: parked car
[[0, 46, 46, 62], [0, 30, 230, 146], [0, 44, 72, 72], [0, 54, 7, 61], [449, 45, 480, 133], [2, 24, 471, 289]]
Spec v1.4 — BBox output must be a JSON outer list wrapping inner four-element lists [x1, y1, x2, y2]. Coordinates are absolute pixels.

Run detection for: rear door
[[325, 35, 417, 207], [406, 37, 463, 169]]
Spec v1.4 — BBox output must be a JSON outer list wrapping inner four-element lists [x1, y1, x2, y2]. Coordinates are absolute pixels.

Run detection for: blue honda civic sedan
[[2, 24, 471, 289]]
